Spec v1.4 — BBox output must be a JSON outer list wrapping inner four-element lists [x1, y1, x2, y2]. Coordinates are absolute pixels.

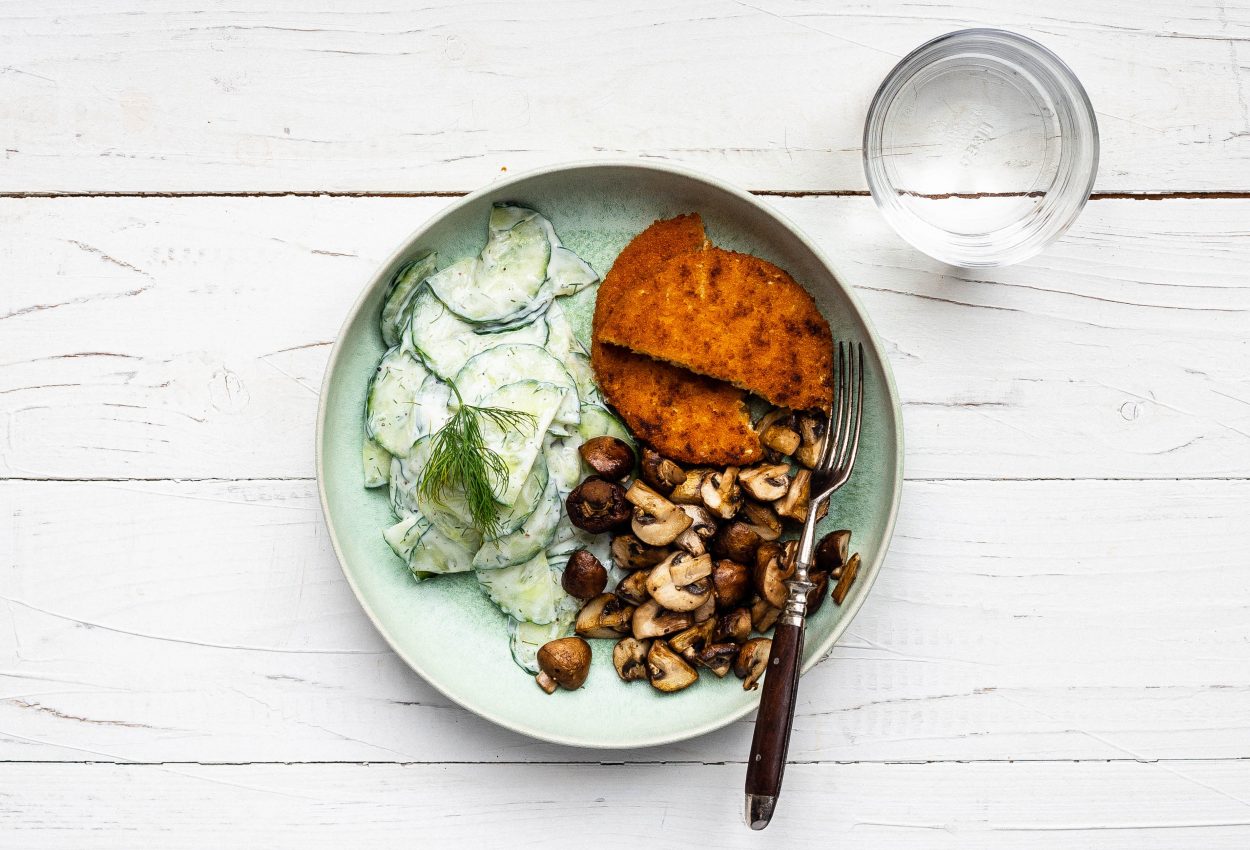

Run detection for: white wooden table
[[2, 2, 1249, 846]]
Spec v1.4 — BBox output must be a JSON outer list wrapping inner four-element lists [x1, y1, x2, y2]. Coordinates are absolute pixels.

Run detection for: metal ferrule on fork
[[779, 561, 816, 628]]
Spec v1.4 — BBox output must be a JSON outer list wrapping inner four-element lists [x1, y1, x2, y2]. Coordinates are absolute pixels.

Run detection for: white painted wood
[[2, 196, 1247, 482], [0, 1, 1247, 192], [3, 1, 1249, 842], [4, 761, 1250, 849], [2, 478, 1246, 764]]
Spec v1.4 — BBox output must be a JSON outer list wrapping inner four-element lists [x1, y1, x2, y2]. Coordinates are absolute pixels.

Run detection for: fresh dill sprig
[[417, 381, 537, 536]]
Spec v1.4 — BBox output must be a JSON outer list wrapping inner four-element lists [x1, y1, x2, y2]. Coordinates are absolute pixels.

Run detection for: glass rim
[[862, 28, 1100, 268]]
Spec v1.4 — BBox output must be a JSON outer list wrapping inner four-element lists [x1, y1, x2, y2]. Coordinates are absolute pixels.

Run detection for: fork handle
[[744, 619, 804, 829]]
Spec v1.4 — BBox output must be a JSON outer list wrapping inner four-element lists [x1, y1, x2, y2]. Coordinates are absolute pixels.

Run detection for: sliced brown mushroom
[[565, 476, 632, 533], [668, 617, 715, 664], [674, 504, 717, 556], [691, 591, 716, 623], [639, 446, 686, 493], [535, 637, 592, 693], [626, 480, 693, 546], [774, 468, 812, 522], [700, 466, 742, 520], [645, 552, 713, 612], [735, 638, 772, 690], [711, 521, 762, 564], [739, 500, 783, 542], [832, 552, 861, 605], [668, 552, 713, 586], [614, 569, 652, 606], [612, 637, 651, 682], [807, 569, 830, 617], [578, 435, 635, 481], [631, 598, 694, 639], [715, 607, 753, 643], [750, 596, 782, 632], [815, 529, 852, 575], [739, 463, 791, 502], [794, 412, 825, 469], [760, 420, 801, 456], [669, 469, 710, 505], [696, 642, 739, 677], [561, 549, 608, 600], [754, 408, 790, 437], [711, 558, 752, 609], [610, 534, 670, 571], [753, 541, 796, 609], [575, 593, 635, 638], [646, 640, 699, 692]]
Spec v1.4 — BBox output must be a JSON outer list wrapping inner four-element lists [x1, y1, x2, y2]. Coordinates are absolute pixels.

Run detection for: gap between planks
[[0, 190, 1248, 200]]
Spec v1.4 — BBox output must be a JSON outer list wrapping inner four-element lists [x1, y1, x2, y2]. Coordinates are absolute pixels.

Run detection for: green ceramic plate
[[317, 161, 903, 748]]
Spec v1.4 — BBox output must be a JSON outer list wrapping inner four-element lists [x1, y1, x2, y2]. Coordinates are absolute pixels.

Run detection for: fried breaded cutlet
[[591, 214, 763, 465], [591, 341, 763, 466], [596, 244, 834, 411]]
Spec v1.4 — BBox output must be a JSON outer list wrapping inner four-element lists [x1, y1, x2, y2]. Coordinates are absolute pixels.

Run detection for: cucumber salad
[[362, 204, 631, 675]]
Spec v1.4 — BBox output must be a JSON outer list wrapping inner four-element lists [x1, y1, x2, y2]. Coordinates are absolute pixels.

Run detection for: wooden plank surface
[[0, 1, 1247, 193], [4, 2, 1250, 843], [2, 195, 1247, 482], [2, 477, 1246, 764], [4, 761, 1250, 850]]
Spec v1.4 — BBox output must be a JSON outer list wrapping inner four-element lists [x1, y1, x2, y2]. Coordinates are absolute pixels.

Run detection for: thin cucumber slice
[[544, 298, 585, 362], [577, 403, 633, 446], [382, 513, 433, 580], [475, 380, 564, 506], [407, 285, 548, 379], [542, 433, 584, 496], [408, 522, 475, 576], [473, 470, 562, 570], [380, 251, 437, 347], [547, 513, 611, 563], [474, 248, 599, 333], [412, 372, 453, 439], [545, 246, 599, 298], [487, 455, 549, 542], [388, 450, 422, 518], [477, 550, 560, 624], [383, 513, 473, 578], [564, 351, 600, 404], [488, 203, 537, 232], [454, 344, 579, 428], [508, 593, 580, 673], [365, 347, 430, 456], [429, 207, 551, 323], [362, 439, 392, 488], [533, 215, 599, 299]]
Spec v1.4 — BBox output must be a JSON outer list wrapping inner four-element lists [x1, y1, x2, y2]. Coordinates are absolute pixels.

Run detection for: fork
[[745, 341, 865, 830]]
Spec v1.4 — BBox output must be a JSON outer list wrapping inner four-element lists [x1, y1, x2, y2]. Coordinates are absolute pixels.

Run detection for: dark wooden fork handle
[[744, 620, 804, 829]]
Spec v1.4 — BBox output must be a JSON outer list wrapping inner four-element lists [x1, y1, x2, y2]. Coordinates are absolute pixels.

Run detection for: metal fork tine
[[817, 341, 845, 475], [839, 343, 865, 486], [834, 343, 857, 471]]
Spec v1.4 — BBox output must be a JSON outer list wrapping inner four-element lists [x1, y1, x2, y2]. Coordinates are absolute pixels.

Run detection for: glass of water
[[863, 29, 1099, 268]]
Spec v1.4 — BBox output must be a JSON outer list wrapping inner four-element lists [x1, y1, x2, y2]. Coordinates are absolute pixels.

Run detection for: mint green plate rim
[[316, 160, 904, 749]]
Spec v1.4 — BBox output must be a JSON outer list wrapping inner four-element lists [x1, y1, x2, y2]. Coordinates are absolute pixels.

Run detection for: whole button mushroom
[[578, 436, 635, 481], [535, 637, 592, 694], [565, 476, 631, 533], [561, 549, 608, 599]]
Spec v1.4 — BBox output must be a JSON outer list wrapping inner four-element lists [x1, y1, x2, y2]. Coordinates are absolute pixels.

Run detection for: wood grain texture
[[1, 477, 1246, 764], [4, 761, 1250, 849], [0, 1, 1247, 193], [2, 195, 1247, 482]]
